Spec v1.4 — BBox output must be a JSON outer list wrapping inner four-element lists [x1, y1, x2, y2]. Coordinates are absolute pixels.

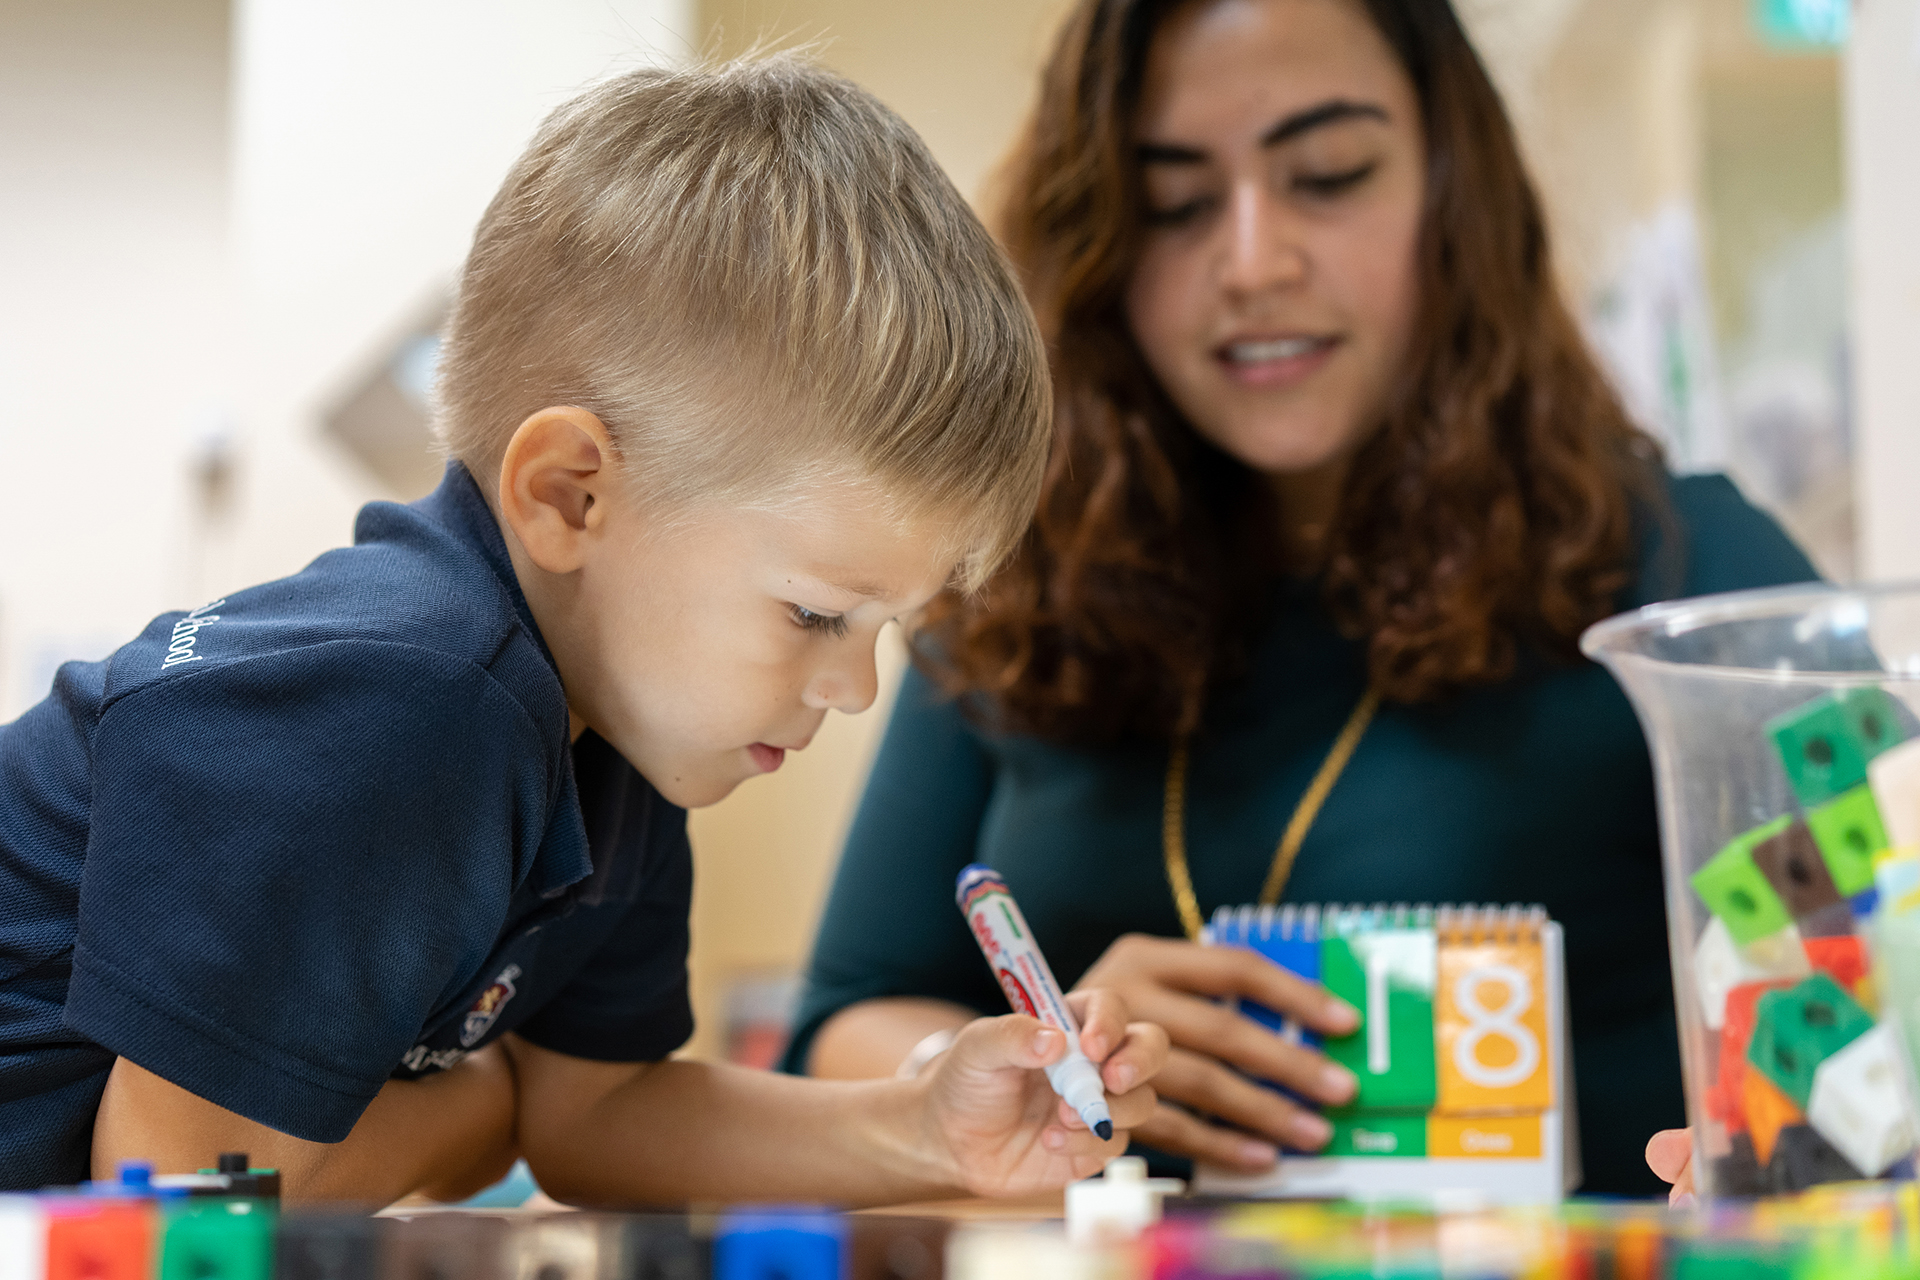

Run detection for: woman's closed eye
[[1291, 161, 1376, 198], [789, 604, 850, 639], [1144, 193, 1218, 227]]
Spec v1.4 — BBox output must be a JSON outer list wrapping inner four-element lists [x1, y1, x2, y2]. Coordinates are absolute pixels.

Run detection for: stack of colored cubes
[[1690, 686, 1916, 1193]]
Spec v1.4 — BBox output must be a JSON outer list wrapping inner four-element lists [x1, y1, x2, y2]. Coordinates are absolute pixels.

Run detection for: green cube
[[160, 1199, 274, 1280], [1746, 972, 1874, 1108], [1805, 784, 1889, 896], [1691, 818, 1795, 944], [1768, 689, 1900, 808], [1321, 929, 1436, 1114], [1327, 1114, 1427, 1158]]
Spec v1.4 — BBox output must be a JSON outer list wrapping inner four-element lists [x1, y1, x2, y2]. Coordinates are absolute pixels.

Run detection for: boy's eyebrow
[[793, 571, 889, 600], [1137, 99, 1390, 167]]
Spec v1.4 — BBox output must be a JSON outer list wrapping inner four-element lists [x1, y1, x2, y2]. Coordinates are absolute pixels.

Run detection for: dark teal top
[[783, 474, 1817, 1197]]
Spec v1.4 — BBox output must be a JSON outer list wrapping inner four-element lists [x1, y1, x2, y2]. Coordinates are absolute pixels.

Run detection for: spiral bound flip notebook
[[1195, 902, 1580, 1204]]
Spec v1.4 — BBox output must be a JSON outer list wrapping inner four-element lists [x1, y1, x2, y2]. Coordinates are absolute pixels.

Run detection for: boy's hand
[[917, 989, 1167, 1197], [1646, 1128, 1696, 1206], [1072, 934, 1359, 1170]]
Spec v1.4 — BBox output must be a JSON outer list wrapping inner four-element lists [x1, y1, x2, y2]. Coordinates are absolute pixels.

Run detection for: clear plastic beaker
[[1583, 582, 1920, 1200]]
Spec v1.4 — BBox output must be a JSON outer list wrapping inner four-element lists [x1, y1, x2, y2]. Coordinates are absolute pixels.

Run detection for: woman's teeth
[[1226, 336, 1325, 363]]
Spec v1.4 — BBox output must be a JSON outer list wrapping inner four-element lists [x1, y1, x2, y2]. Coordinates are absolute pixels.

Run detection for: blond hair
[[436, 53, 1050, 589]]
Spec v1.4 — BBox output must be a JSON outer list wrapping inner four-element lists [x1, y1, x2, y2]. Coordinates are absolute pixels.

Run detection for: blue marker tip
[[1095, 1120, 1114, 1141]]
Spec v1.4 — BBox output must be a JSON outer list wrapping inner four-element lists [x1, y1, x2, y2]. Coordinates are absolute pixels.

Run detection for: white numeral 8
[[1452, 963, 1540, 1089]]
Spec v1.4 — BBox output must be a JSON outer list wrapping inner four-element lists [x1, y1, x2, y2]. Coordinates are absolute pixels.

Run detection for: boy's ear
[[496, 406, 618, 574]]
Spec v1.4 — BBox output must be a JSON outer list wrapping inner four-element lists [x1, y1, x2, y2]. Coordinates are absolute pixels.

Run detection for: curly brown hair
[[919, 0, 1663, 745]]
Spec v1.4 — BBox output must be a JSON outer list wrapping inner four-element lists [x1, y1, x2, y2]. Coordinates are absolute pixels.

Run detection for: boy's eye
[[1292, 162, 1376, 198], [788, 605, 850, 639]]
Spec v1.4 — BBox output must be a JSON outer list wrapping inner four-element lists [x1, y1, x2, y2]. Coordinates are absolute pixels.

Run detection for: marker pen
[[955, 864, 1115, 1141]]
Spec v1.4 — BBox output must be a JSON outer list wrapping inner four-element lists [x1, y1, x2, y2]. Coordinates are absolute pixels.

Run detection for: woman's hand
[[918, 989, 1168, 1197], [1646, 1128, 1696, 1206], [1072, 933, 1360, 1171]]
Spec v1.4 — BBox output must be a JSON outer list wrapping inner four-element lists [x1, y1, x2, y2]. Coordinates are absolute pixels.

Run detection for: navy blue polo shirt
[[0, 464, 694, 1190]]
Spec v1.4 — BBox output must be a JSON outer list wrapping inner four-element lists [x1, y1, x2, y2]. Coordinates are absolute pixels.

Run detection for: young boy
[[0, 56, 1167, 1204]]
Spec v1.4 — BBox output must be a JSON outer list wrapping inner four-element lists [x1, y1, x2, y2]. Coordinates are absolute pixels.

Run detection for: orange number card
[[1435, 907, 1554, 1114]]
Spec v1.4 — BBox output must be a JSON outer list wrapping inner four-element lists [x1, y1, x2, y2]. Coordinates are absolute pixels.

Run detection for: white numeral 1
[[1367, 951, 1391, 1074]]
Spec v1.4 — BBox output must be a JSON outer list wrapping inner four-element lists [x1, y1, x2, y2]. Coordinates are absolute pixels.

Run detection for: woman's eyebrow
[[1138, 98, 1391, 166], [1262, 99, 1389, 147]]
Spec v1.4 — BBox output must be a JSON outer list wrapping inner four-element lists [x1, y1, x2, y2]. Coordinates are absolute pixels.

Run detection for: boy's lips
[[748, 735, 813, 773]]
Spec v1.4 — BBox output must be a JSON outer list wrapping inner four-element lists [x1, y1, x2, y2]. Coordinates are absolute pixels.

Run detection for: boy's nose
[[805, 654, 879, 716]]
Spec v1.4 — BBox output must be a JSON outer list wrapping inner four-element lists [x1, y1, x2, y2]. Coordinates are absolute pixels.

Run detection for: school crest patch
[[459, 963, 523, 1047]]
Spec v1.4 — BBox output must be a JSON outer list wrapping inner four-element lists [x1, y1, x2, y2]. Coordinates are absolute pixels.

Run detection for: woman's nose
[[1218, 181, 1307, 297]]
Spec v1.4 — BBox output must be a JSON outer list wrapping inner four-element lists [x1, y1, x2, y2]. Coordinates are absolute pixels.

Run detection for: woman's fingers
[[1088, 935, 1358, 1036], [1129, 988, 1354, 1107], [1153, 1045, 1333, 1151], [1645, 1128, 1695, 1204], [1133, 1100, 1281, 1172]]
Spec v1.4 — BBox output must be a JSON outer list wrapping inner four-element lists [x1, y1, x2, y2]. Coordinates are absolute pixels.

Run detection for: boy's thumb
[[954, 1015, 1065, 1072]]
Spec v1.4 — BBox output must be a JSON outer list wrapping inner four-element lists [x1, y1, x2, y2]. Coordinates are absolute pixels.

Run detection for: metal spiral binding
[[1208, 901, 1549, 946]]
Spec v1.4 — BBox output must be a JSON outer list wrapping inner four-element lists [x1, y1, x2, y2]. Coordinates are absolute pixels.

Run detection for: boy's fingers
[[1065, 988, 1129, 1061], [1056, 1083, 1156, 1133], [1106, 1083, 1157, 1130], [1040, 1117, 1128, 1159], [1100, 1020, 1170, 1094]]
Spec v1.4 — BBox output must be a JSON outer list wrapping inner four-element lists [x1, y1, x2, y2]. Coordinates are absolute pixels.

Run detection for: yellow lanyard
[[1161, 686, 1381, 941]]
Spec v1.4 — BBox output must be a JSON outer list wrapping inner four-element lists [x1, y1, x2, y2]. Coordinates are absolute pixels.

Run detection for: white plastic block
[[1877, 847, 1920, 909], [0, 1197, 45, 1280], [947, 1224, 1118, 1280], [1871, 738, 1920, 850], [1693, 916, 1810, 1030], [1807, 1023, 1917, 1176], [1065, 1155, 1186, 1245]]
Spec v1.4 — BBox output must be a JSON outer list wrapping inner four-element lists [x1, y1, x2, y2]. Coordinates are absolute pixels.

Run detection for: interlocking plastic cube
[[273, 1212, 388, 1280], [1869, 736, 1920, 848], [1768, 688, 1900, 808], [1747, 972, 1876, 1109], [1321, 930, 1437, 1113], [1713, 1131, 1769, 1197], [1806, 785, 1890, 897], [1768, 1123, 1861, 1192], [158, 1201, 273, 1280], [1693, 918, 1807, 1031], [1692, 820, 1794, 944], [1806, 1023, 1917, 1177], [0, 1199, 45, 1280], [1709, 979, 1794, 1128], [1741, 1067, 1803, 1166], [1750, 819, 1844, 920], [716, 1211, 845, 1280], [1802, 935, 1869, 998]]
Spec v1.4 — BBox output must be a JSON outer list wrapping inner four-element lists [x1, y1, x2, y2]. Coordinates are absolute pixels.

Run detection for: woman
[[781, 0, 1814, 1196]]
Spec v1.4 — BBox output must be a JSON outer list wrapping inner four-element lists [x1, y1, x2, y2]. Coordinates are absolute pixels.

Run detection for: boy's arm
[[91, 1046, 518, 1205], [509, 991, 1168, 1208]]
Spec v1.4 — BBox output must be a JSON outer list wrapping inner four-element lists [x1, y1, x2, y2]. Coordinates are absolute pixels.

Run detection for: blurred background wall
[[1, 0, 1914, 1063]]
